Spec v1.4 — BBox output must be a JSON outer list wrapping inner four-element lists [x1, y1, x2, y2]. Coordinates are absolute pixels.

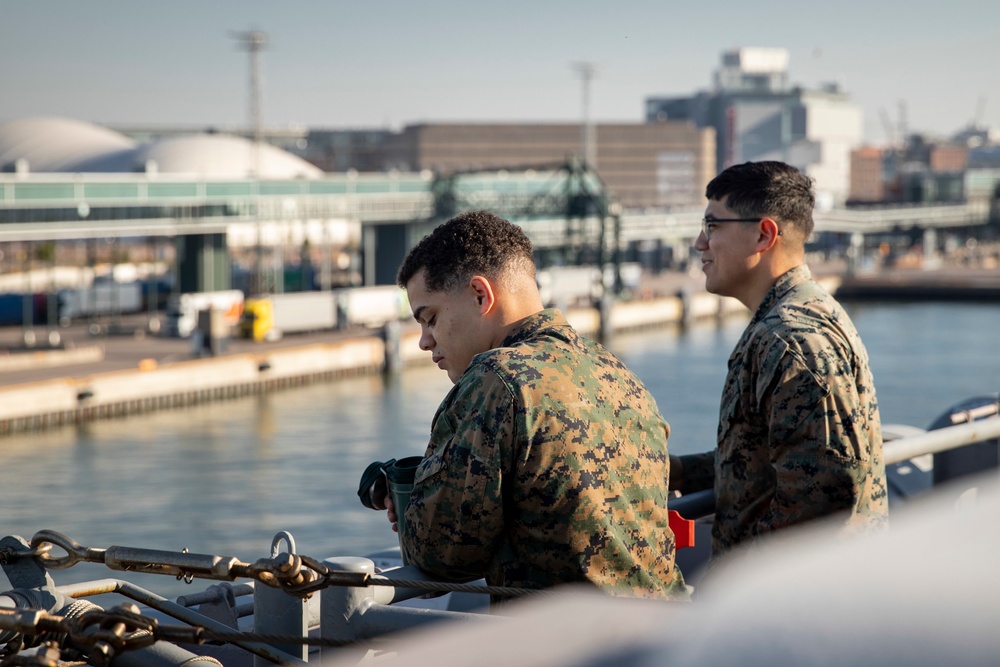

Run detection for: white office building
[[647, 47, 863, 207]]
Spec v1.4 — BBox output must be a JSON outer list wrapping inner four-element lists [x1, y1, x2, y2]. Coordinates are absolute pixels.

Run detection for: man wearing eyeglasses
[[671, 161, 888, 564]]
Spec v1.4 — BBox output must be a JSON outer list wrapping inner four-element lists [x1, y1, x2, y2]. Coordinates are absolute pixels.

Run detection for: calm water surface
[[2, 302, 998, 596]]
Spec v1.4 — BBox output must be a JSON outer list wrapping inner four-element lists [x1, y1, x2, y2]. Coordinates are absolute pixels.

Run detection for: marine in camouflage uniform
[[677, 264, 889, 556], [677, 161, 888, 558], [403, 308, 687, 600]]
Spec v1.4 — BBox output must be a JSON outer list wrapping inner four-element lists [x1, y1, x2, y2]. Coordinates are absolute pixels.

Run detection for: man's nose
[[694, 230, 709, 251], [419, 328, 434, 351]]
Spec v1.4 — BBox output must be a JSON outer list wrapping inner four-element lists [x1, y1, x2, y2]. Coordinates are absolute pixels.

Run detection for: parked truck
[[335, 285, 409, 330], [240, 291, 338, 342], [58, 281, 144, 326], [239, 286, 409, 342], [165, 290, 245, 338]]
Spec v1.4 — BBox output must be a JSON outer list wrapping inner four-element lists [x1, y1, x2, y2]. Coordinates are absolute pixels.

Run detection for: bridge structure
[[1, 169, 993, 294]]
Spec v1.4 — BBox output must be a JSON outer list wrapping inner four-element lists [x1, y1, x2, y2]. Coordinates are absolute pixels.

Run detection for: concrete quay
[[0, 327, 400, 435], [0, 270, 744, 436], [7, 261, 995, 436], [837, 266, 1000, 301]]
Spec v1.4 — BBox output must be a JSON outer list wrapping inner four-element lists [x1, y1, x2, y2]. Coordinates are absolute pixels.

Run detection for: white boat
[[1, 396, 998, 666]]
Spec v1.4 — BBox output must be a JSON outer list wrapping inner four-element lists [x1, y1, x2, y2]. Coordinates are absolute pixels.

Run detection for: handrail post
[[254, 581, 309, 664]]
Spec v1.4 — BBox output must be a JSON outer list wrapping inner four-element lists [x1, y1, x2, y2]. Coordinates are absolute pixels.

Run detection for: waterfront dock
[[837, 266, 1000, 301], [0, 269, 737, 435], [1, 264, 997, 435]]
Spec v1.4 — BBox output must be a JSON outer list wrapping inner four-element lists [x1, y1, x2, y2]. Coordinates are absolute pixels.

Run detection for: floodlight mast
[[572, 62, 598, 171], [231, 29, 268, 177], [231, 30, 272, 294]]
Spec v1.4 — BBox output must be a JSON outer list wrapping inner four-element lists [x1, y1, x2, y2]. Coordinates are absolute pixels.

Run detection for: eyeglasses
[[700, 216, 781, 240]]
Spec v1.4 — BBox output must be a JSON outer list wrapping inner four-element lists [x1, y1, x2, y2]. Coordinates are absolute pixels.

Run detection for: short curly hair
[[396, 210, 535, 292]]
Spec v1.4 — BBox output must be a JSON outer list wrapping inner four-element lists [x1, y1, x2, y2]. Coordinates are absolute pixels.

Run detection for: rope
[[362, 577, 546, 598], [156, 627, 353, 649]]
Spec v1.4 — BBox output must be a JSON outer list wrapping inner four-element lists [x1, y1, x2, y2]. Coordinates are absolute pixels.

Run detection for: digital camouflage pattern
[[402, 309, 687, 601], [679, 265, 889, 556]]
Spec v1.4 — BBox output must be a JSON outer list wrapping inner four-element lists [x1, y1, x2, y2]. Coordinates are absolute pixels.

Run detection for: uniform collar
[[750, 264, 812, 324], [501, 309, 569, 347]]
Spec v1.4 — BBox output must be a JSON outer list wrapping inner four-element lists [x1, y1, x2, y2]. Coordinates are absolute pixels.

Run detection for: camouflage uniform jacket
[[402, 309, 686, 600], [678, 265, 888, 556]]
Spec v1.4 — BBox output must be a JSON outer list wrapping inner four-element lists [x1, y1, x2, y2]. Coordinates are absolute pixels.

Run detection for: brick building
[[849, 147, 886, 203], [381, 121, 715, 210]]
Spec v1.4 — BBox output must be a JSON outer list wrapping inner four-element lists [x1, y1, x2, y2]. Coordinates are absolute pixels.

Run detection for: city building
[[294, 129, 395, 173], [380, 121, 715, 211], [646, 47, 863, 208], [930, 144, 970, 174], [4, 116, 710, 297], [849, 147, 886, 203], [111, 121, 715, 212], [850, 132, 1000, 206]]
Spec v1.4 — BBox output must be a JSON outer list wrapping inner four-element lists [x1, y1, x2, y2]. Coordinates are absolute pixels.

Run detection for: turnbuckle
[[28, 531, 241, 581], [22, 530, 368, 598]]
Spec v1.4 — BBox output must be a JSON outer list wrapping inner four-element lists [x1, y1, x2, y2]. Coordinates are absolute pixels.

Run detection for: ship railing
[[325, 412, 1000, 649], [4, 411, 998, 665], [668, 411, 1000, 523], [317, 557, 498, 661]]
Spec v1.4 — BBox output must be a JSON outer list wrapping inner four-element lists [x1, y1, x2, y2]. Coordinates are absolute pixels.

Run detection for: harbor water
[[2, 301, 999, 597]]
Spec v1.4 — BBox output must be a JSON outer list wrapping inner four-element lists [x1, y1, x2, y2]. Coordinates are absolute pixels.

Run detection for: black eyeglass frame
[[700, 216, 782, 238]]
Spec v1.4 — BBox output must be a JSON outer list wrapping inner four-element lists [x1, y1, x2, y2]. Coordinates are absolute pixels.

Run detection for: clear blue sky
[[2, 0, 997, 144]]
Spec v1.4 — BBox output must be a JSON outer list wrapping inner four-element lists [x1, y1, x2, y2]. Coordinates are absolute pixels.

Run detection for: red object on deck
[[669, 510, 695, 549]]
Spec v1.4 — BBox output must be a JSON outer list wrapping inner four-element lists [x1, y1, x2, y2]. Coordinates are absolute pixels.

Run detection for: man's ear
[[755, 217, 781, 252], [469, 275, 496, 313]]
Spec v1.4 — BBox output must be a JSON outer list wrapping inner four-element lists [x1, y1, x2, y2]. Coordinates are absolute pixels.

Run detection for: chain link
[[0, 605, 155, 667], [0, 642, 61, 667], [0, 605, 353, 667]]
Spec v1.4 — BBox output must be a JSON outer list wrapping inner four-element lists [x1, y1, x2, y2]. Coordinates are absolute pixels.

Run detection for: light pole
[[572, 62, 598, 170], [232, 29, 269, 294]]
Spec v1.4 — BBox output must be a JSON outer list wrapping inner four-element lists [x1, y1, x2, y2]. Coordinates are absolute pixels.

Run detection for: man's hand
[[357, 460, 391, 510], [385, 495, 399, 533]]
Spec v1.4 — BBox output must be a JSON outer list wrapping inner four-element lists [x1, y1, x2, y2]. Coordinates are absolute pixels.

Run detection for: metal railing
[[668, 412, 1000, 521], [2, 411, 998, 665]]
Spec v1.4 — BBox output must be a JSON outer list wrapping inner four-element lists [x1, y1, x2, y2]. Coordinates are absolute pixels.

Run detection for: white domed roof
[[0, 116, 136, 173], [135, 134, 323, 179], [0, 116, 325, 178]]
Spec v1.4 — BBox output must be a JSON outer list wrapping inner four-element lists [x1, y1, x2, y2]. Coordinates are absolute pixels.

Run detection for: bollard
[[678, 286, 693, 327], [382, 319, 402, 375], [598, 295, 613, 342]]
